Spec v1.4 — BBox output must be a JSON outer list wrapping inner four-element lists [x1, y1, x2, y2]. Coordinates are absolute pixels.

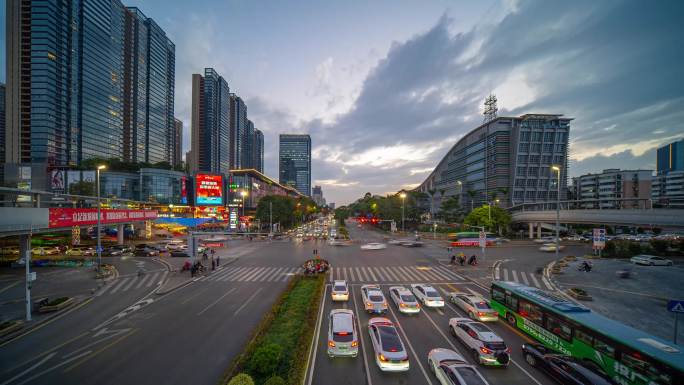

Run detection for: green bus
[[490, 281, 683, 385]]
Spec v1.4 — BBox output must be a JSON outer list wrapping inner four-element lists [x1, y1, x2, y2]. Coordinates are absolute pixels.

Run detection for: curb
[[154, 257, 238, 296]]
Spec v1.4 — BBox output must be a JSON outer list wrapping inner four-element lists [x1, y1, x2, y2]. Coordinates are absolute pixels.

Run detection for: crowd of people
[[448, 249, 479, 266]]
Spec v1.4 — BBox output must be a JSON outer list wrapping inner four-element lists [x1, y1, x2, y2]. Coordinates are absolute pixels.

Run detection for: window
[[505, 294, 518, 311], [620, 351, 670, 384], [513, 191, 524, 199], [515, 179, 525, 187], [553, 155, 564, 164], [531, 132, 542, 142], [594, 338, 616, 358], [518, 155, 528, 163], [574, 329, 593, 346], [526, 191, 536, 199], [529, 155, 540, 163], [518, 300, 543, 324], [537, 191, 547, 199], [545, 315, 572, 341], [531, 143, 541, 153], [517, 167, 526, 177], [528, 167, 538, 177], [542, 155, 553, 164], [519, 143, 529, 152], [539, 179, 549, 188], [544, 132, 554, 142], [543, 144, 554, 153], [520, 131, 530, 141], [527, 179, 537, 187], [540, 167, 550, 177], [555, 144, 565, 152]]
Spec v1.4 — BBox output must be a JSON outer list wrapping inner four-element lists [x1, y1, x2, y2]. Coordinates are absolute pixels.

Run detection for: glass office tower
[[279, 134, 312, 196]]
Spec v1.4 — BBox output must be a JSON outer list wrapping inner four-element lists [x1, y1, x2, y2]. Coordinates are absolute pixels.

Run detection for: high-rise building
[[190, 68, 231, 174], [416, 114, 572, 210], [5, 1, 174, 168], [243, 120, 255, 169], [0, 83, 5, 183], [229, 94, 247, 169], [571, 169, 652, 209], [657, 139, 684, 175], [279, 134, 312, 196], [312, 185, 324, 206], [173, 119, 183, 168], [253, 129, 264, 173]]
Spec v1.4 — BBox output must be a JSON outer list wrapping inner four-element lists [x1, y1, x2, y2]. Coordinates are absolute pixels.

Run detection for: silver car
[[448, 293, 498, 322], [361, 284, 388, 314], [368, 317, 409, 372], [327, 309, 359, 357], [388, 286, 421, 314], [331, 280, 349, 302], [428, 348, 490, 385]]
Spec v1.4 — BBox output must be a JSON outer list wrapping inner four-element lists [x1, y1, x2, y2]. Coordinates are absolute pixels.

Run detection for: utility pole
[[269, 201, 273, 235]]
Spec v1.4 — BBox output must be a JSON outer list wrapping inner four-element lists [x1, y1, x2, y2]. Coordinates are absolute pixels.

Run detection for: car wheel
[[450, 325, 456, 336], [668, 262, 673, 266], [649, 262, 654, 266], [428, 359, 434, 372], [506, 313, 516, 326], [525, 353, 536, 366], [472, 349, 480, 364], [468, 311, 475, 319]]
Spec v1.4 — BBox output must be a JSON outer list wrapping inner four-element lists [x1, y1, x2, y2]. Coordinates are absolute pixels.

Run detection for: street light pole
[[96, 165, 106, 271], [399, 192, 407, 233], [552, 165, 561, 261]]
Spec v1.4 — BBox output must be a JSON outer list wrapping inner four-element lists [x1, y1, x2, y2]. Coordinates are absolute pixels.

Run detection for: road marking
[[134, 273, 152, 289], [358, 267, 369, 282], [530, 274, 541, 288], [121, 275, 139, 292], [240, 267, 265, 281], [520, 271, 530, 285], [511, 270, 518, 283], [3, 331, 89, 374], [421, 267, 443, 281], [0, 352, 55, 385], [108, 278, 129, 295], [542, 276, 553, 290], [157, 271, 168, 286], [305, 284, 327, 385], [400, 266, 421, 281], [280, 268, 295, 282], [260, 267, 279, 282], [232, 268, 256, 281], [494, 264, 501, 280], [435, 266, 465, 281], [427, 267, 450, 280], [348, 267, 356, 282], [250, 267, 273, 281], [387, 302, 435, 385], [63, 329, 138, 373], [0, 280, 21, 295], [328, 267, 334, 283], [197, 288, 237, 316], [211, 266, 237, 281], [266, 267, 284, 282], [10, 351, 91, 385], [503, 268, 509, 281], [351, 288, 373, 385], [366, 267, 377, 281], [234, 287, 262, 316], [412, 267, 432, 281], [372, 267, 386, 281], [341, 267, 348, 281]]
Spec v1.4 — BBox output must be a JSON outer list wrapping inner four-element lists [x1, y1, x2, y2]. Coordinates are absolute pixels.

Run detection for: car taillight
[[480, 347, 493, 354], [328, 340, 335, 347], [352, 341, 358, 347], [383, 302, 388, 307], [478, 312, 486, 317], [378, 354, 387, 362], [416, 303, 420, 308], [366, 302, 372, 307], [400, 303, 406, 308]]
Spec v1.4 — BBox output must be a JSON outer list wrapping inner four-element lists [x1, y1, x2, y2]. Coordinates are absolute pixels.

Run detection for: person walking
[[216, 255, 220, 266], [211, 257, 216, 270]]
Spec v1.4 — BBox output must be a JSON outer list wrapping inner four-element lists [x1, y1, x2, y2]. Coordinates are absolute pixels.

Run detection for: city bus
[[490, 281, 683, 385], [447, 231, 495, 247]]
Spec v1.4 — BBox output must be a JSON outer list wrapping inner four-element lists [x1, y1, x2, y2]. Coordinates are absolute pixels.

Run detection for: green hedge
[[220, 274, 325, 385]]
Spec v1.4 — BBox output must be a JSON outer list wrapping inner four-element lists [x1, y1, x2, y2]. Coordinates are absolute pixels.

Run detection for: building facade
[[229, 94, 247, 170], [312, 185, 325, 206], [5, 1, 174, 169], [571, 169, 652, 209], [253, 129, 264, 173], [416, 114, 572, 211], [0, 83, 5, 183], [190, 69, 231, 174], [173, 118, 183, 168], [652, 171, 684, 207], [657, 139, 684, 175], [279, 134, 312, 196]]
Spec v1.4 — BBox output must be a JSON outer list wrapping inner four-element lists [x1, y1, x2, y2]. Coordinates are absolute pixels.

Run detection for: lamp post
[[456, 180, 462, 206], [551, 165, 562, 261], [488, 198, 500, 233], [240, 190, 248, 231], [399, 192, 407, 233], [96, 165, 106, 271]]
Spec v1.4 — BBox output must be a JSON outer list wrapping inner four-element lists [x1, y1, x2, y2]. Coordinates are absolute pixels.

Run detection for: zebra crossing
[[96, 270, 167, 296], [200, 266, 302, 283], [495, 266, 553, 290], [329, 265, 465, 283]]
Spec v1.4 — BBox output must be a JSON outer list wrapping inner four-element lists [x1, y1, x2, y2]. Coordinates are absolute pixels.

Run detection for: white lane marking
[[399, 266, 421, 281], [355, 267, 364, 282], [233, 267, 256, 281], [266, 267, 284, 282], [420, 267, 442, 281], [210, 267, 237, 281], [224, 267, 248, 281], [384, 266, 400, 282], [260, 267, 279, 282], [240, 267, 265, 281], [234, 287, 263, 316], [359, 267, 370, 282], [412, 267, 432, 281], [387, 302, 435, 385], [351, 287, 373, 385], [108, 278, 129, 295], [503, 268, 509, 281], [158, 271, 168, 286], [280, 268, 295, 282], [419, 305, 459, 352], [520, 271, 530, 285], [135, 272, 152, 289], [0, 352, 55, 385], [197, 288, 236, 316], [512, 270, 518, 283], [348, 267, 356, 282], [466, 288, 481, 297], [306, 285, 327, 385], [251, 267, 274, 282], [11, 351, 91, 385], [495, 264, 501, 280], [530, 274, 541, 288], [95, 281, 114, 297], [341, 267, 348, 281], [121, 275, 139, 292], [542, 276, 553, 290], [434, 266, 465, 281], [366, 267, 378, 281], [427, 267, 450, 280], [372, 267, 386, 282], [392, 266, 408, 281], [329, 267, 334, 283]]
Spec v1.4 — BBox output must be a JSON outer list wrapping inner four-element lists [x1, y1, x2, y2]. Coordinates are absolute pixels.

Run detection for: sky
[[1, 0, 683, 205]]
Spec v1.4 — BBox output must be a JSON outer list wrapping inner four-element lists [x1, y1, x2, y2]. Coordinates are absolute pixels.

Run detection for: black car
[[134, 244, 159, 257], [170, 251, 190, 258], [521, 344, 617, 385], [105, 244, 133, 256]]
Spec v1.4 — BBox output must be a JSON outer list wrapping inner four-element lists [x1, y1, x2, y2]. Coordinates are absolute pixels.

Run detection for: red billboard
[[49, 208, 158, 228], [195, 174, 223, 205]]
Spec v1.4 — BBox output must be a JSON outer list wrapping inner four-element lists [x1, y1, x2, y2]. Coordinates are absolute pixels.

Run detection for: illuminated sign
[[195, 174, 223, 205], [229, 207, 238, 229], [49, 208, 158, 228], [181, 176, 188, 204]]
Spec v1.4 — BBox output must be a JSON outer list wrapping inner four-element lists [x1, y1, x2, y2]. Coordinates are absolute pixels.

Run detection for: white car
[[448, 293, 498, 322], [331, 280, 350, 301], [630, 255, 673, 266], [361, 284, 388, 314], [327, 309, 359, 357], [448, 318, 510, 367], [360, 243, 387, 250], [539, 243, 565, 252], [388, 239, 409, 245], [428, 348, 490, 385], [388, 286, 421, 314], [533, 237, 559, 244], [411, 284, 444, 308], [368, 317, 409, 372]]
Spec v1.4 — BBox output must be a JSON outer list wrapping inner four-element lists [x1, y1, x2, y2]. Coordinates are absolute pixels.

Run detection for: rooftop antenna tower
[[483, 94, 498, 123]]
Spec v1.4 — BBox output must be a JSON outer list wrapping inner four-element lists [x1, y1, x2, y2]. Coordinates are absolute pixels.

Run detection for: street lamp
[[240, 190, 248, 230], [96, 165, 106, 271], [488, 198, 500, 233], [551, 165, 562, 261], [399, 192, 407, 233]]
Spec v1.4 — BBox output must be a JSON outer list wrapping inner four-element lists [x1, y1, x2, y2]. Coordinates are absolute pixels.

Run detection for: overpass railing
[[509, 198, 684, 213]]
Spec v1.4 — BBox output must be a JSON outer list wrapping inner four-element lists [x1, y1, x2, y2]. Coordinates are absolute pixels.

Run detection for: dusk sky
[[1, 0, 682, 205]]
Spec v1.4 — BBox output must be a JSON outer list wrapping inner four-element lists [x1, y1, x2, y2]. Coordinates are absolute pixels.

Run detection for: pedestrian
[[450, 254, 456, 265], [210, 248, 215, 256], [190, 264, 196, 277], [216, 255, 220, 266], [459, 253, 466, 266], [211, 258, 216, 270]]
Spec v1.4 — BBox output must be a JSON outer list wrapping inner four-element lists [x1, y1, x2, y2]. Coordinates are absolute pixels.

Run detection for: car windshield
[[369, 295, 384, 302], [377, 326, 403, 352], [454, 367, 487, 385], [474, 301, 491, 310], [334, 285, 346, 291], [400, 294, 416, 302], [426, 291, 440, 298]]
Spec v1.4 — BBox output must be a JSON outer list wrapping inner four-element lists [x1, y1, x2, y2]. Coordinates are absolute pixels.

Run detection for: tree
[[439, 196, 463, 223], [227, 373, 255, 385], [255, 195, 297, 230], [464, 204, 511, 234]]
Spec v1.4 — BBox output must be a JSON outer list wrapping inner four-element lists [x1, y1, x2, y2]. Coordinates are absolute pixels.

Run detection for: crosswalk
[[96, 270, 167, 296], [329, 265, 465, 283], [200, 266, 302, 283], [494, 267, 553, 290]]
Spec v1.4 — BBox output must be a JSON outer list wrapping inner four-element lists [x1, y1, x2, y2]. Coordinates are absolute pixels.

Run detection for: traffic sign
[[479, 231, 486, 248], [29, 272, 37, 282], [593, 228, 606, 250], [667, 300, 684, 313]]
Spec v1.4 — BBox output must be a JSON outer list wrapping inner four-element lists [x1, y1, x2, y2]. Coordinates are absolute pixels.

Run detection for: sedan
[[539, 243, 565, 252], [331, 280, 350, 302], [368, 317, 409, 372], [448, 293, 498, 322], [388, 286, 421, 314], [521, 343, 617, 385], [630, 255, 673, 266], [448, 318, 510, 367], [428, 348, 490, 385], [32, 247, 61, 256], [360, 243, 387, 250], [361, 285, 388, 314], [411, 284, 445, 308]]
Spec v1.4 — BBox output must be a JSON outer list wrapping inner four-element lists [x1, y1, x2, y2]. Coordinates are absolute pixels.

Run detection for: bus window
[[545, 315, 572, 341], [574, 329, 593, 346], [593, 338, 615, 358], [620, 351, 672, 385], [506, 294, 518, 312], [491, 287, 505, 302], [518, 299, 543, 325]]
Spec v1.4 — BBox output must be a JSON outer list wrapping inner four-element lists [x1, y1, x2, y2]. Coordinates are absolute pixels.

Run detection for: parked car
[[361, 284, 388, 314], [0, 247, 20, 255], [368, 317, 409, 372], [447, 293, 498, 322], [630, 255, 673, 266], [521, 343, 617, 385], [170, 251, 190, 258], [448, 318, 510, 367], [327, 309, 359, 358], [104, 245, 132, 256], [428, 348, 490, 385]]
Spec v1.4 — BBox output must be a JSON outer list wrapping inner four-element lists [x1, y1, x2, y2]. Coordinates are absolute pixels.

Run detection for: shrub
[[628, 242, 642, 256], [247, 343, 282, 377], [649, 239, 669, 254], [227, 373, 254, 385], [263, 376, 286, 385]]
